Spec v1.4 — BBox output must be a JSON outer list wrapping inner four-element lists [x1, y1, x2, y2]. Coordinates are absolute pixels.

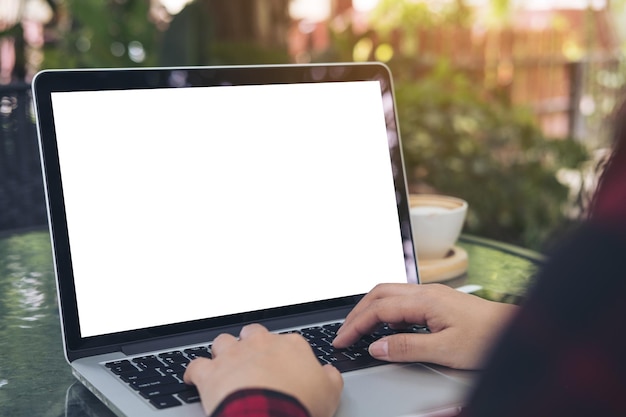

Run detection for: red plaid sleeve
[[211, 388, 311, 417]]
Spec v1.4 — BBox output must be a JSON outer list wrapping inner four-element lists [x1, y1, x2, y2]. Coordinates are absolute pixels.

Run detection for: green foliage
[[322, 0, 592, 251], [394, 62, 589, 251], [370, 0, 473, 32], [41, 0, 290, 70], [42, 0, 159, 69]]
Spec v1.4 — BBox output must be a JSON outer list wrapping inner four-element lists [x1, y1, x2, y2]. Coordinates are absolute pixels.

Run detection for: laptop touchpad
[[335, 363, 470, 417]]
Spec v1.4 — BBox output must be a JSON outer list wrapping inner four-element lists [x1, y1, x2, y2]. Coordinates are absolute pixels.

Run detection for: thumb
[[368, 334, 432, 362]]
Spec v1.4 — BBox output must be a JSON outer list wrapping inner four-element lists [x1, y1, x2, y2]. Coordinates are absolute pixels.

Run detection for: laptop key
[[131, 375, 179, 391], [322, 322, 342, 332], [184, 346, 212, 359], [133, 355, 163, 369], [317, 356, 330, 365], [179, 387, 201, 404], [119, 368, 161, 383], [160, 363, 186, 375], [325, 352, 352, 363], [332, 356, 384, 373], [138, 382, 188, 399], [106, 360, 138, 375], [320, 338, 334, 347], [149, 394, 182, 409], [105, 359, 134, 369], [159, 351, 189, 365], [301, 327, 326, 340], [344, 349, 367, 359]]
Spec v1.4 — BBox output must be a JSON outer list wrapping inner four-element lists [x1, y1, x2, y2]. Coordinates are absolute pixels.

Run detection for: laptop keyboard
[[104, 322, 429, 410]]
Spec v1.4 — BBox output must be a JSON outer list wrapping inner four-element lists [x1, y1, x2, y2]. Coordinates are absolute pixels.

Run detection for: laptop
[[33, 63, 470, 417]]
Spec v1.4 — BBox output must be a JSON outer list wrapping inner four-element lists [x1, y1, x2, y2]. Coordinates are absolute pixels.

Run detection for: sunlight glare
[[160, 0, 193, 15], [353, 0, 380, 13], [375, 44, 394, 62], [289, 0, 331, 21]]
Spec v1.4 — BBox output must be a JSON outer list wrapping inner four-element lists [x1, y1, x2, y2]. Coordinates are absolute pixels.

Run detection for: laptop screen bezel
[[32, 63, 418, 360]]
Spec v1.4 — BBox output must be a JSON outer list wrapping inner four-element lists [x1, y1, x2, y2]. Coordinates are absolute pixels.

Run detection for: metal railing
[[0, 83, 47, 232]]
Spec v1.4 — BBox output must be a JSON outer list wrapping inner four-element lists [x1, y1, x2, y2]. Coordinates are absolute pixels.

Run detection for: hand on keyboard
[[333, 283, 518, 369], [184, 323, 343, 417]]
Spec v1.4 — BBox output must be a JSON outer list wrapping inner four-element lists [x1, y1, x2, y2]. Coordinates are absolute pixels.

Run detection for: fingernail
[[369, 338, 388, 359]]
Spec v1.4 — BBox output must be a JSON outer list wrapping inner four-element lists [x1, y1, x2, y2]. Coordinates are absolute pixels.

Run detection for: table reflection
[[0, 229, 75, 416]]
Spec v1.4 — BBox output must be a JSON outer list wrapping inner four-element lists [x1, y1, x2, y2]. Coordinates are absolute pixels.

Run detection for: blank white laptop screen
[[50, 80, 407, 338]]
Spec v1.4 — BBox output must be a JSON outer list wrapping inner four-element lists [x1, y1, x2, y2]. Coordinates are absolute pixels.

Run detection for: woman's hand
[[333, 283, 518, 369], [184, 323, 343, 417]]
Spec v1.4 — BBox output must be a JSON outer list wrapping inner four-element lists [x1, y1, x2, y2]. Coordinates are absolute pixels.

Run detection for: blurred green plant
[[40, 0, 290, 70], [370, 0, 473, 32], [322, 0, 592, 252], [394, 62, 589, 251], [42, 0, 159, 69]]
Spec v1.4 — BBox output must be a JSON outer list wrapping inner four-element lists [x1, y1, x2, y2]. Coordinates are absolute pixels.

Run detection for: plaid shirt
[[212, 389, 309, 417]]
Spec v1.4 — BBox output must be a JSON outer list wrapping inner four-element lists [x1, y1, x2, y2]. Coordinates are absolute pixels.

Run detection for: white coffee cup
[[409, 194, 468, 260]]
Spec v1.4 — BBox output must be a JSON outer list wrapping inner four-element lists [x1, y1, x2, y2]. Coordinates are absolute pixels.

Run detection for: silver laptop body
[[33, 63, 470, 417]]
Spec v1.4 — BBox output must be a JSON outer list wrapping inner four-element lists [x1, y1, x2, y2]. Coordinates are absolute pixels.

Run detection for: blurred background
[[1, 0, 625, 252]]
